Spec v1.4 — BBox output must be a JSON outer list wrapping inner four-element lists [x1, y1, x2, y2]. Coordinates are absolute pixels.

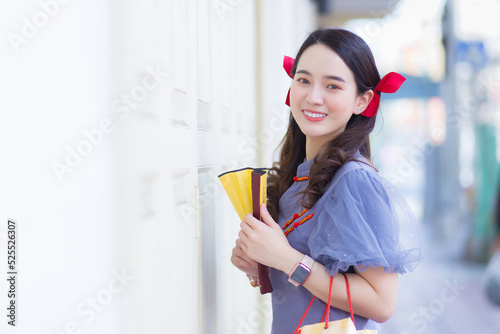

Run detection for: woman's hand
[[231, 238, 259, 278], [238, 203, 300, 272]]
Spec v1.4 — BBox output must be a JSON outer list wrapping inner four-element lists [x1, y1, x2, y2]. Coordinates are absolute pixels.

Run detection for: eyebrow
[[296, 69, 346, 83]]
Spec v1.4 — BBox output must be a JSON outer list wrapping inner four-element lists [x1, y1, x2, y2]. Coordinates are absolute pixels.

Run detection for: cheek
[[289, 83, 304, 105], [325, 94, 355, 113], [289, 87, 303, 121]]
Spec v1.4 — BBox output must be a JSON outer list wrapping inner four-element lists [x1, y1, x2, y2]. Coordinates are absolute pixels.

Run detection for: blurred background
[[1, 0, 500, 333]]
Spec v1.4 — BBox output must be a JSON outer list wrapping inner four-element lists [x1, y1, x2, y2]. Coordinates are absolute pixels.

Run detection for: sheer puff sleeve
[[308, 168, 422, 276]]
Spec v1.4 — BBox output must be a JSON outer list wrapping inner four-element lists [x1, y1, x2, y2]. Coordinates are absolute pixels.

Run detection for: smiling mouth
[[303, 110, 327, 118]]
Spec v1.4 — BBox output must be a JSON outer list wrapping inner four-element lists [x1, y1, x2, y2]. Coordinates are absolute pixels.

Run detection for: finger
[[243, 213, 257, 229], [232, 253, 257, 274], [233, 243, 243, 256], [260, 203, 278, 228], [233, 241, 254, 263], [245, 256, 258, 267], [240, 220, 255, 235], [238, 237, 248, 253], [235, 256, 255, 269], [236, 248, 258, 266], [238, 229, 248, 241]]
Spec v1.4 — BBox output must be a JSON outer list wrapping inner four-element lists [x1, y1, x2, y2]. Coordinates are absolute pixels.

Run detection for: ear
[[354, 89, 374, 115]]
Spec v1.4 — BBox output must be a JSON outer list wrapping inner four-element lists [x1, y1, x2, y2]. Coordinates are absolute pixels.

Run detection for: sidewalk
[[381, 227, 500, 334]]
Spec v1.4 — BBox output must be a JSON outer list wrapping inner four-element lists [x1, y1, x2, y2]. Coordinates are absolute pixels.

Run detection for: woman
[[231, 28, 421, 333]]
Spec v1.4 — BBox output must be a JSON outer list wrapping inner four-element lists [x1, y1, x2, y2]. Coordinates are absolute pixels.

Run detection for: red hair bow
[[282, 55, 405, 117], [283, 56, 294, 107], [362, 72, 406, 117]]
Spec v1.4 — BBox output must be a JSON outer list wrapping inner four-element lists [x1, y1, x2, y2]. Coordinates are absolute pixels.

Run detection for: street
[[382, 225, 500, 334]]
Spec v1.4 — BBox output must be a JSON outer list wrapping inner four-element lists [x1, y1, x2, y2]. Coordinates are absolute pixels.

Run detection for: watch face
[[290, 265, 310, 284]]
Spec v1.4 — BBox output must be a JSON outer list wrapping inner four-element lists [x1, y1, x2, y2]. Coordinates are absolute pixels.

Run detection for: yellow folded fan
[[218, 167, 267, 221], [218, 167, 273, 294]]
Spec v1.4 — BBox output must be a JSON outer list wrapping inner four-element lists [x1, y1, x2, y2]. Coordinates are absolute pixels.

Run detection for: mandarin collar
[[296, 158, 314, 178]]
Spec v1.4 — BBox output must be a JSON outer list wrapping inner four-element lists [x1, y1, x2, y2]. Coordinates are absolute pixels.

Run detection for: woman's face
[[289, 43, 364, 144]]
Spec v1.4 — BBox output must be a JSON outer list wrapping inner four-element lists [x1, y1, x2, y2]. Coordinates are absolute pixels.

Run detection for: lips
[[302, 110, 327, 122]]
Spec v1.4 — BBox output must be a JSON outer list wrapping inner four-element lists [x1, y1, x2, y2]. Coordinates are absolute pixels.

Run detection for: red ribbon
[[361, 72, 406, 117], [282, 55, 405, 117]]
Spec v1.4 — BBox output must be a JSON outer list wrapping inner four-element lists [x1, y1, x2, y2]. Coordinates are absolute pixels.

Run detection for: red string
[[294, 276, 334, 333], [320, 304, 328, 323], [295, 275, 355, 332], [324, 276, 333, 329], [293, 296, 316, 334], [341, 273, 355, 326]]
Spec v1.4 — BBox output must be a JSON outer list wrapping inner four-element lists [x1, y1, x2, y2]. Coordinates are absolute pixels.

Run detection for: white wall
[[0, 1, 122, 333], [0, 1, 316, 333]]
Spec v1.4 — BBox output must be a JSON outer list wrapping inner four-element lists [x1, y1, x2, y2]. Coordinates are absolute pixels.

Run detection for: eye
[[297, 78, 310, 84], [327, 84, 340, 90]]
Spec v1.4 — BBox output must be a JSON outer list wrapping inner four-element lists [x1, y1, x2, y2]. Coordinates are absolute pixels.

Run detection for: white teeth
[[303, 110, 326, 118]]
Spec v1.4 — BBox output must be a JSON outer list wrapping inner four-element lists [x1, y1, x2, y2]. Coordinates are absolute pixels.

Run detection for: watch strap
[[300, 255, 314, 270]]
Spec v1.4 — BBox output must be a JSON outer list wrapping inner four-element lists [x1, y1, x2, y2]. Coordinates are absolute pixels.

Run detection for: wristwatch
[[288, 255, 314, 286]]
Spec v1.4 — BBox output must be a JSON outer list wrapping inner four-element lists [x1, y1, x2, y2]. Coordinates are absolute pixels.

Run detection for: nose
[[305, 85, 324, 105]]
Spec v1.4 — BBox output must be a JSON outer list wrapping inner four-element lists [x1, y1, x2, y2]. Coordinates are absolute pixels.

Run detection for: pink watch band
[[300, 255, 314, 270]]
